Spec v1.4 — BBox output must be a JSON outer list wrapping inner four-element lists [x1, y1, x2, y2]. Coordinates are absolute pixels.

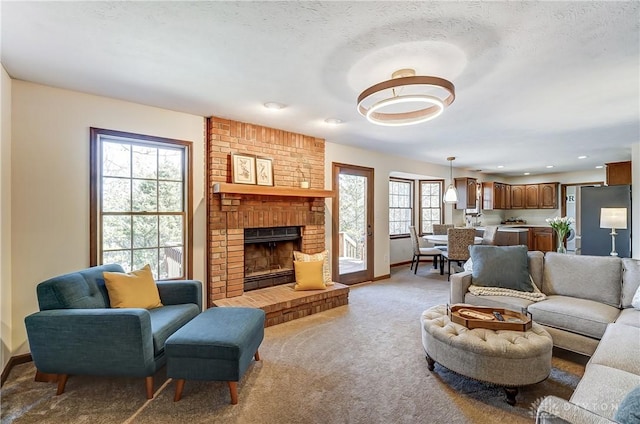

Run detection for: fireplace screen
[[244, 226, 301, 291]]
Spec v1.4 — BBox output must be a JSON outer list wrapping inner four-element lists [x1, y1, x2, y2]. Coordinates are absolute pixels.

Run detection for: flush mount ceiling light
[[263, 102, 286, 110], [443, 156, 458, 204], [357, 68, 455, 126]]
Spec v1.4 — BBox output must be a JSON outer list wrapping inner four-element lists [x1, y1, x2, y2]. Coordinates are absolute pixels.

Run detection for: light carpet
[[1, 266, 586, 423]]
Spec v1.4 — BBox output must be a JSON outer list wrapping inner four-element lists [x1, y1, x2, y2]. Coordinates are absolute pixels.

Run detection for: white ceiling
[[2, 1, 638, 176]]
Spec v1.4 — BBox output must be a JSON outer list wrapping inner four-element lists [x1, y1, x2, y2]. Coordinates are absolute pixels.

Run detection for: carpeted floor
[[1, 266, 587, 424]]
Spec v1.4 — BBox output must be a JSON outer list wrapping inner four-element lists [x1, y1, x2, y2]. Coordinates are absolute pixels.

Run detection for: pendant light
[[444, 157, 458, 203]]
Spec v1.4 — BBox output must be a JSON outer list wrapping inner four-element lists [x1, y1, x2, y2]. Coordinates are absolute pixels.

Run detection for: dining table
[[423, 235, 484, 245]]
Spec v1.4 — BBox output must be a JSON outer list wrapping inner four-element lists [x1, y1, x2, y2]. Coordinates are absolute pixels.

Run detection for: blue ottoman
[[165, 307, 265, 404]]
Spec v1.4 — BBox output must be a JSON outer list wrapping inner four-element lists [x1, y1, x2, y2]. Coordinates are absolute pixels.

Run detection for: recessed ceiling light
[[546, 165, 554, 169], [263, 102, 286, 110], [595, 165, 604, 169], [524, 172, 531, 176], [324, 118, 343, 125], [578, 155, 588, 159], [497, 165, 504, 169]]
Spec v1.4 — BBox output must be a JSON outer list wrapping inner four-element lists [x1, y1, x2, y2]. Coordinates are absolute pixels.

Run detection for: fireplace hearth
[[244, 226, 301, 291]]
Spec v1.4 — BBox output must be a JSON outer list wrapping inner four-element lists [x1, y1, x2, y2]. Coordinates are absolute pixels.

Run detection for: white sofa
[[450, 251, 640, 423]]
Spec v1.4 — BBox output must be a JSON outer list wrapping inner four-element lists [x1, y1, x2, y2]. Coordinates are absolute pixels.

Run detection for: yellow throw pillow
[[293, 250, 333, 286], [103, 264, 163, 309], [293, 260, 326, 291]]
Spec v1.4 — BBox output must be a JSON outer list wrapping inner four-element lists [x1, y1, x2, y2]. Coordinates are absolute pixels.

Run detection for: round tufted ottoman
[[421, 304, 553, 405]]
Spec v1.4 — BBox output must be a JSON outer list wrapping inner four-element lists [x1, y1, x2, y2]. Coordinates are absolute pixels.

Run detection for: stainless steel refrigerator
[[580, 185, 632, 257]]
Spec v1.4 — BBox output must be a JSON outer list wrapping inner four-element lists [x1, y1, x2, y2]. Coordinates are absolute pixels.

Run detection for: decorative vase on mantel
[[556, 231, 567, 254]]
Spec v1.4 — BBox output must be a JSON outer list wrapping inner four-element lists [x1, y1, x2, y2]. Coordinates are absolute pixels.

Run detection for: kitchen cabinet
[[494, 229, 527, 246], [606, 161, 632, 185], [525, 185, 539, 208], [482, 182, 507, 210], [505, 184, 512, 209], [511, 185, 525, 209], [454, 177, 477, 209], [539, 183, 558, 209], [528, 227, 555, 252]]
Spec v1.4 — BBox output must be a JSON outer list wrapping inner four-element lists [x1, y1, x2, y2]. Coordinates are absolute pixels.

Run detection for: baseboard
[[1, 353, 32, 387], [373, 274, 391, 281]]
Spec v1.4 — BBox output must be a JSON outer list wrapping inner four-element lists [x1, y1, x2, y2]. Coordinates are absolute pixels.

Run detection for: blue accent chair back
[[36, 264, 123, 310]]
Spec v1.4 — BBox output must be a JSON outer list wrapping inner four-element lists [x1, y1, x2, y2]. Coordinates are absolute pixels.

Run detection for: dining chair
[[409, 226, 443, 275], [441, 228, 476, 280], [482, 225, 499, 245], [431, 224, 454, 251]]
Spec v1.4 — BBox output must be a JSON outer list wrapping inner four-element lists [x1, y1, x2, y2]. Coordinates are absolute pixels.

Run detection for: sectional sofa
[[450, 251, 640, 423]]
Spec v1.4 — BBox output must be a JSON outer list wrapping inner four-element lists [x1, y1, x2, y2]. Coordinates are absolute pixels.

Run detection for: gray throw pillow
[[470, 245, 533, 292], [615, 385, 640, 424]]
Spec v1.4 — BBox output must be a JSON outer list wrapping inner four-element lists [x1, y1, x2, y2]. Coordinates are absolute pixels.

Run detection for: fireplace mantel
[[213, 183, 334, 198]]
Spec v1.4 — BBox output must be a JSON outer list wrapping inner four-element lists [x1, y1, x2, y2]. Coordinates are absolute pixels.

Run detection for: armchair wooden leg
[[34, 370, 58, 383], [56, 374, 68, 395], [145, 376, 154, 399], [254, 350, 261, 361], [228, 381, 238, 405], [174, 379, 185, 402]]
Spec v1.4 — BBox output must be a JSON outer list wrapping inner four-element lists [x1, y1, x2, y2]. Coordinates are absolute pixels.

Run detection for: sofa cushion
[[617, 308, 640, 328], [36, 264, 124, 310], [470, 245, 533, 292], [615, 385, 640, 424], [622, 259, 640, 308], [590, 324, 640, 376], [570, 364, 640, 421], [148, 304, 200, 356], [542, 253, 621, 307], [527, 295, 620, 339]]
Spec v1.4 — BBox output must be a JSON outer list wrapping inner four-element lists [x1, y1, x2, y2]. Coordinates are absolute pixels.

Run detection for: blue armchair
[[24, 264, 202, 399]]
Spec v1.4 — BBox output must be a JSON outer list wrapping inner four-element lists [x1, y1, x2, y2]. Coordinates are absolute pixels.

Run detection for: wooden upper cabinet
[[482, 182, 507, 210], [539, 183, 558, 208], [454, 177, 477, 209], [505, 184, 512, 209], [606, 161, 631, 185], [511, 185, 525, 208], [525, 185, 539, 208]]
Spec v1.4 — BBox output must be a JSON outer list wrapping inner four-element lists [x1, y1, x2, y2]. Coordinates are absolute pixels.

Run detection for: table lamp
[[600, 208, 627, 256]]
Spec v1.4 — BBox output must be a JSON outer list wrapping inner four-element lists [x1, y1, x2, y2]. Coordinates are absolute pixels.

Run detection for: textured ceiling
[[2, 1, 639, 176]]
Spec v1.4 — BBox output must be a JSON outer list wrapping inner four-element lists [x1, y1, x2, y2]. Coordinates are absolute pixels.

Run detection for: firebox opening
[[244, 226, 302, 291]]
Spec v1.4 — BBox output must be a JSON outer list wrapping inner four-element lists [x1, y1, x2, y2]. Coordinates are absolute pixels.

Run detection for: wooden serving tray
[[448, 304, 532, 331]]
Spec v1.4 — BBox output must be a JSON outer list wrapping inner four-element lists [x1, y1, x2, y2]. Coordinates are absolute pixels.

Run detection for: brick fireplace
[[206, 116, 330, 306]]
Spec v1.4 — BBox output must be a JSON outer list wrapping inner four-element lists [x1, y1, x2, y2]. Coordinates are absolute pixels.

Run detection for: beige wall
[[633, 142, 639, 259], [9, 81, 207, 358], [1, 65, 13, 370]]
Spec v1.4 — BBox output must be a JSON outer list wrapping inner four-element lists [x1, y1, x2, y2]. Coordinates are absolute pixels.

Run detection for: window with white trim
[[389, 178, 413, 237], [420, 180, 443, 235]]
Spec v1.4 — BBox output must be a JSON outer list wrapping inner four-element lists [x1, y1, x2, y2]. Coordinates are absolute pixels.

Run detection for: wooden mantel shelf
[[213, 183, 334, 198]]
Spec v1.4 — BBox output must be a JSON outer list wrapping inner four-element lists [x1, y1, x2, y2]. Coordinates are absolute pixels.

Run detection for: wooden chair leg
[[34, 370, 58, 383], [414, 255, 419, 274], [228, 381, 238, 405], [56, 374, 68, 395], [254, 350, 261, 361], [174, 379, 185, 402], [145, 376, 154, 399]]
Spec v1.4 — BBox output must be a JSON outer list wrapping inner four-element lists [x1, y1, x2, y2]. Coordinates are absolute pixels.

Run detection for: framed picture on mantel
[[256, 157, 274, 186], [231, 153, 256, 185]]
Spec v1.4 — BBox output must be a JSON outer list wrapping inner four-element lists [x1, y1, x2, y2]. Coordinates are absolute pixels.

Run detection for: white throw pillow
[[632, 285, 640, 310], [463, 258, 473, 273]]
